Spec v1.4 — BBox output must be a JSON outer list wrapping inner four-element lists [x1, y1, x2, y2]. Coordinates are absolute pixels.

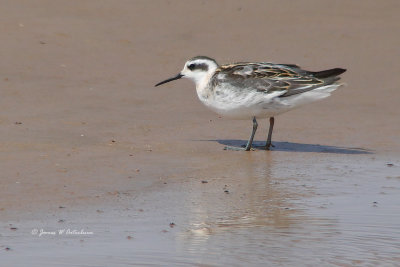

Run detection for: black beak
[[155, 74, 183, 87]]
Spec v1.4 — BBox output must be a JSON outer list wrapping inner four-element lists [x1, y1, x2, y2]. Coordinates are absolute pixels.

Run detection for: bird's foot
[[223, 145, 255, 151], [265, 143, 275, 150]]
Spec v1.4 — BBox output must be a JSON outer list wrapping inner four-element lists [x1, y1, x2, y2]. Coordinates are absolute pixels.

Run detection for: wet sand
[[1, 0, 400, 266]]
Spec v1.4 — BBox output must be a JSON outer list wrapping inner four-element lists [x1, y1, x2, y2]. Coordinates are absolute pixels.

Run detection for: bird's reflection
[[175, 152, 305, 251]]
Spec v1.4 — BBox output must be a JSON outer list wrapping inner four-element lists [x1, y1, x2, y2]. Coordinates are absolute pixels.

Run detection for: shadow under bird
[[155, 56, 346, 151]]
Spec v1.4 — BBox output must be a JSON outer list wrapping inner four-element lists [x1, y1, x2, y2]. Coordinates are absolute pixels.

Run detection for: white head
[[155, 56, 219, 87]]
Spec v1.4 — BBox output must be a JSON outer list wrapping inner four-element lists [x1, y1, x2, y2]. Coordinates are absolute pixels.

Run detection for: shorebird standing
[[155, 56, 346, 151]]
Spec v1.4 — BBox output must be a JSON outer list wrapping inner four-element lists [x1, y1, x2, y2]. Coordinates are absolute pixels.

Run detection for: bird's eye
[[188, 63, 196, 70]]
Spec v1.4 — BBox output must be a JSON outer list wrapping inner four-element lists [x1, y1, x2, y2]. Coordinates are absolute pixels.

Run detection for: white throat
[[180, 58, 219, 103], [192, 69, 217, 102]]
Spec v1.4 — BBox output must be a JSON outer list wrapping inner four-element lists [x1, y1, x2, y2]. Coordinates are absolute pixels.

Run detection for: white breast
[[196, 83, 287, 119]]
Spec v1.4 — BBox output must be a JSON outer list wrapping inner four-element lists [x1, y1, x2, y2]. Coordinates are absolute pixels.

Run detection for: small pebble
[[59, 206, 65, 209], [10, 227, 17, 231], [201, 180, 208, 184], [169, 222, 176, 228], [126, 235, 133, 240], [386, 163, 394, 167]]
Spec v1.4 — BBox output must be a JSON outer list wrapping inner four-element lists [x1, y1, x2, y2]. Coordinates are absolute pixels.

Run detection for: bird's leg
[[223, 117, 258, 151], [244, 117, 258, 151], [265, 117, 275, 150]]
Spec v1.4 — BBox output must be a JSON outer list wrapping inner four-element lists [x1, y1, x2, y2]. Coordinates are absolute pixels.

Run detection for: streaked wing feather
[[211, 62, 330, 97]]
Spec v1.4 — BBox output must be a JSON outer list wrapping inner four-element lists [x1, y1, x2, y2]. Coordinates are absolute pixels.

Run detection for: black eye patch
[[188, 63, 208, 71]]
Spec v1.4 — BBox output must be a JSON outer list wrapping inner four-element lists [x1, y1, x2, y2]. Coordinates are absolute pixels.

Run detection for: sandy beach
[[1, 1, 400, 266]]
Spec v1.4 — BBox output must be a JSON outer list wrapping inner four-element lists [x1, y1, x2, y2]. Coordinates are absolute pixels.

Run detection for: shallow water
[[3, 154, 400, 266]]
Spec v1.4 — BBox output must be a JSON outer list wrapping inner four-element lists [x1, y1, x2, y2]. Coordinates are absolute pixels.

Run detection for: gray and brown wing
[[211, 62, 346, 97]]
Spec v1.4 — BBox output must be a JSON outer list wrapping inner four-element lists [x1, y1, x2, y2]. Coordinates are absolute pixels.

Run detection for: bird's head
[[155, 56, 219, 87]]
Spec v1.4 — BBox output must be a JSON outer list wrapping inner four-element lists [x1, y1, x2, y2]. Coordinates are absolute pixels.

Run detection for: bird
[[155, 56, 346, 151]]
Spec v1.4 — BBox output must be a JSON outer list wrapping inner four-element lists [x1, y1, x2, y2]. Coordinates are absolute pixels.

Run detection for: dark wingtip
[[336, 68, 347, 75], [312, 68, 346, 78]]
